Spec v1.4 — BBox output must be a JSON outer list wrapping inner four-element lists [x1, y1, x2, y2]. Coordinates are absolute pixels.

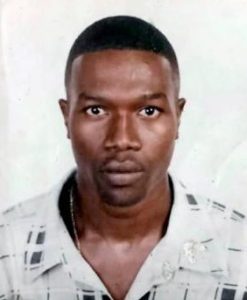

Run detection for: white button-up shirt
[[0, 175, 246, 300]]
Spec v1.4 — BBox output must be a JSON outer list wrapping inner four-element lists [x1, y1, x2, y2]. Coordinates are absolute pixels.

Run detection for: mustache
[[99, 155, 144, 173]]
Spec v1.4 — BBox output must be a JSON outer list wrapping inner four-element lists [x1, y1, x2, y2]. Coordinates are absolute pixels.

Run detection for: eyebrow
[[142, 92, 167, 101], [78, 92, 168, 102]]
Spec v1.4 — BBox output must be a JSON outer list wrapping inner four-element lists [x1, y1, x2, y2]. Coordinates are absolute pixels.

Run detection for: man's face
[[60, 50, 185, 207]]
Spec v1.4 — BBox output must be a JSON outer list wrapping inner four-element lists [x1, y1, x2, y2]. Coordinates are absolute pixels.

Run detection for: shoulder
[[0, 170, 75, 225], [0, 187, 60, 262], [173, 177, 246, 225], [0, 169, 74, 260], [0, 181, 65, 293], [0, 175, 70, 296], [0, 186, 59, 226], [0, 186, 60, 257], [173, 177, 247, 284], [184, 186, 246, 236]]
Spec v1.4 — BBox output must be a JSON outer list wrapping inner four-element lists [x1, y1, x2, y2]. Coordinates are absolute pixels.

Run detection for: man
[[0, 16, 246, 300]]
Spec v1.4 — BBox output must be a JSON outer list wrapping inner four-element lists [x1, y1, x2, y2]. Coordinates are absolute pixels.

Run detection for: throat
[[77, 202, 170, 243]]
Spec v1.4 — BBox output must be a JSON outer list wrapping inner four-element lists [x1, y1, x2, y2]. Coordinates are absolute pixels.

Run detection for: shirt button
[[162, 261, 174, 281], [183, 240, 207, 264]]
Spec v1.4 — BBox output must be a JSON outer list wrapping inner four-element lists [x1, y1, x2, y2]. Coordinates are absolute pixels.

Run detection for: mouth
[[100, 161, 144, 186], [101, 171, 144, 186]]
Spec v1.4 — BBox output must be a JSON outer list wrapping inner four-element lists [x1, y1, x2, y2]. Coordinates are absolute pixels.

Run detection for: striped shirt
[[0, 174, 246, 300]]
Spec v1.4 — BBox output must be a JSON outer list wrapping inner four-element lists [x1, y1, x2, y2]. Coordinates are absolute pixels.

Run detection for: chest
[[81, 245, 153, 300]]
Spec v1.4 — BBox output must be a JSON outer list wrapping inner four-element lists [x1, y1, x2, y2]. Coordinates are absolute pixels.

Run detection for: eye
[[85, 106, 106, 116], [139, 106, 162, 118]]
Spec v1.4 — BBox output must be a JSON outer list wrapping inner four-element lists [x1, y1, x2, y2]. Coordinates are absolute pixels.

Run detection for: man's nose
[[104, 113, 141, 151]]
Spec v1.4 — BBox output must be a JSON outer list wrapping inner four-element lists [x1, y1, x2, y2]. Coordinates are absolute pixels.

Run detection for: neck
[[74, 174, 172, 243]]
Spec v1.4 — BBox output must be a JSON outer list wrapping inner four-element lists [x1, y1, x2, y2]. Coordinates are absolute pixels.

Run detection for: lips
[[100, 160, 144, 186]]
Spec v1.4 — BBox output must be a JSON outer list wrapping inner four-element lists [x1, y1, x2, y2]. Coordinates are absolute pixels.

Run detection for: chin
[[99, 186, 146, 208]]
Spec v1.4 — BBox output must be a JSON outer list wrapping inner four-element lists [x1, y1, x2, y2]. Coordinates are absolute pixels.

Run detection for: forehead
[[68, 49, 175, 98]]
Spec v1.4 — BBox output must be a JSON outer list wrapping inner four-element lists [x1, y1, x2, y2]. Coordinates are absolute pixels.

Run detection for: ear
[[59, 99, 70, 139], [176, 97, 186, 139]]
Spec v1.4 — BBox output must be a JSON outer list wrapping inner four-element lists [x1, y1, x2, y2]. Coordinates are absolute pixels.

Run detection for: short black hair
[[65, 15, 180, 92]]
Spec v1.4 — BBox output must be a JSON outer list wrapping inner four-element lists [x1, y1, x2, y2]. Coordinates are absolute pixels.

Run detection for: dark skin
[[59, 49, 185, 300]]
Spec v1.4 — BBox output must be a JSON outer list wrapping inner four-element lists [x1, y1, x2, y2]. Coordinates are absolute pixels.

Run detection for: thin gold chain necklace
[[69, 187, 81, 252]]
